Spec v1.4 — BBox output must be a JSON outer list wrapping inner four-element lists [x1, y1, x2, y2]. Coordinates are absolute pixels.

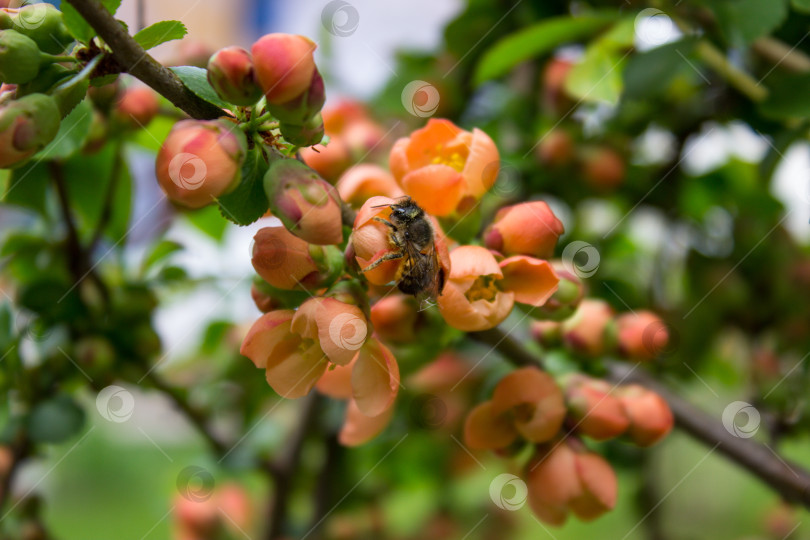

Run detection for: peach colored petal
[[353, 196, 398, 228], [447, 245, 503, 280], [337, 164, 404, 205], [355, 252, 400, 286], [438, 281, 513, 332], [461, 128, 499, 198], [240, 311, 296, 369], [251, 226, 319, 290], [339, 399, 395, 446], [316, 359, 355, 399], [527, 443, 582, 526], [314, 298, 368, 366], [463, 401, 518, 450], [491, 367, 565, 443], [499, 256, 559, 307], [400, 164, 465, 216], [403, 119, 462, 168], [265, 340, 328, 398], [388, 138, 410, 183], [300, 137, 351, 182], [569, 452, 617, 521], [351, 339, 399, 417]]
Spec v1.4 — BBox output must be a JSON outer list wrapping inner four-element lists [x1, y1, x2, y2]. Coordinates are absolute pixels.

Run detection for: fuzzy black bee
[[361, 197, 445, 300]]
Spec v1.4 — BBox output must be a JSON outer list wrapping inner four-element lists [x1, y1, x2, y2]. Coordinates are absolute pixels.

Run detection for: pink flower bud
[[155, 119, 247, 209], [115, 86, 159, 127], [251, 33, 317, 104], [614, 311, 669, 361], [336, 164, 404, 207], [531, 320, 562, 347], [250, 282, 282, 313], [581, 146, 625, 191], [207, 46, 263, 106], [369, 294, 419, 343], [251, 225, 341, 290], [264, 158, 343, 245], [564, 375, 629, 441], [561, 299, 614, 357], [483, 201, 564, 259], [0, 93, 59, 168], [269, 68, 325, 126], [617, 385, 673, 447], [536, 128, 574, 167]]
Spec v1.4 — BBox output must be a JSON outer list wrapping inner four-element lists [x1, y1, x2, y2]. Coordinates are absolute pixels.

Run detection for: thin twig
[[63, 0, 223, 120]]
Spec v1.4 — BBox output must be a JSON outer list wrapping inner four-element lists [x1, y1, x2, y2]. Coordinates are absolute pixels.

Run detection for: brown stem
[[470, 327, 810, 508], [63, 0, 223, 120], [265, 393, 321, 540]]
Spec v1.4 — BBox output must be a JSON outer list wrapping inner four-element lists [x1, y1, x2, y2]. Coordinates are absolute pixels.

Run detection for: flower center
[[430, 142, 468, 171], [465, 274, 500, 303]]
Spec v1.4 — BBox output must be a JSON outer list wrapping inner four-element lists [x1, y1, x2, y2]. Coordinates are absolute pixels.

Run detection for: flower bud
[[207, 46, 263, 106], [617, 385, 673, 447], [301, 136, 351, 182], [561, 299, 613, 357], [581, 146, 625, 191], [155, 119, 247, 208], [612, 311, 669, 361], [370, 294, 419, 343], [483, 200, 564, 259], [251, 33, 317, 104], [279, 112, 324, 147], [115, 86, 160, 127], [531, 262, 584, 321], [0, 29, 42, 84], [5, 4, 72, 54], [250, 281, 283, 313], [251, 225, 342, 290], [268, 68, 325, 126], [264, 158, 343, 244], [0, 93, 60, 167], [563, 375, 629, 441], [531, 320, 562, 347], [527, 440, 617, 525], [536, 128, 574, 167]]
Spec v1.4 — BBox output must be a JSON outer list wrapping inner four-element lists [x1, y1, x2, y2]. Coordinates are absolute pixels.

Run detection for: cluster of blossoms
[[138, 30, 676, 526]]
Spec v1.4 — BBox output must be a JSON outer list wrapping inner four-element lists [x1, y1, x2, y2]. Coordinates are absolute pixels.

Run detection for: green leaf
[[61, 0, 122, 44], [216, 147, 271, 225], [170, 66, 231, 109], [760, 72, 810, 119], [706, 0, 788, 46], [185, 205, 229, 242], [28, 395, 85, 444], [473, 12, 619, 85], [623, 38, 698, 99], [564, 43, 627, 106], [142, 240, 183, 273], [792, 0, 810, 13], [133, 20, 188, 50], [34, 99, 94, 161], [3, 160, 50, 215]]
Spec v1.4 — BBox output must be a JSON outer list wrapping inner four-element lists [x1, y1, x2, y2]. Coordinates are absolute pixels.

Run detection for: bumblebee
[[361, 197, 445, 300]]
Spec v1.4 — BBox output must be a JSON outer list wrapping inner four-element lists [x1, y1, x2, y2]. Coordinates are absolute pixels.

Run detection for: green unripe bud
[[268, 69, 325, 126], [279, 112, 324, 147], [0, 93, 60, 167], [15, 63, 72, 96], [0, 29, 42, 84], [8, 4, 73, 54]]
